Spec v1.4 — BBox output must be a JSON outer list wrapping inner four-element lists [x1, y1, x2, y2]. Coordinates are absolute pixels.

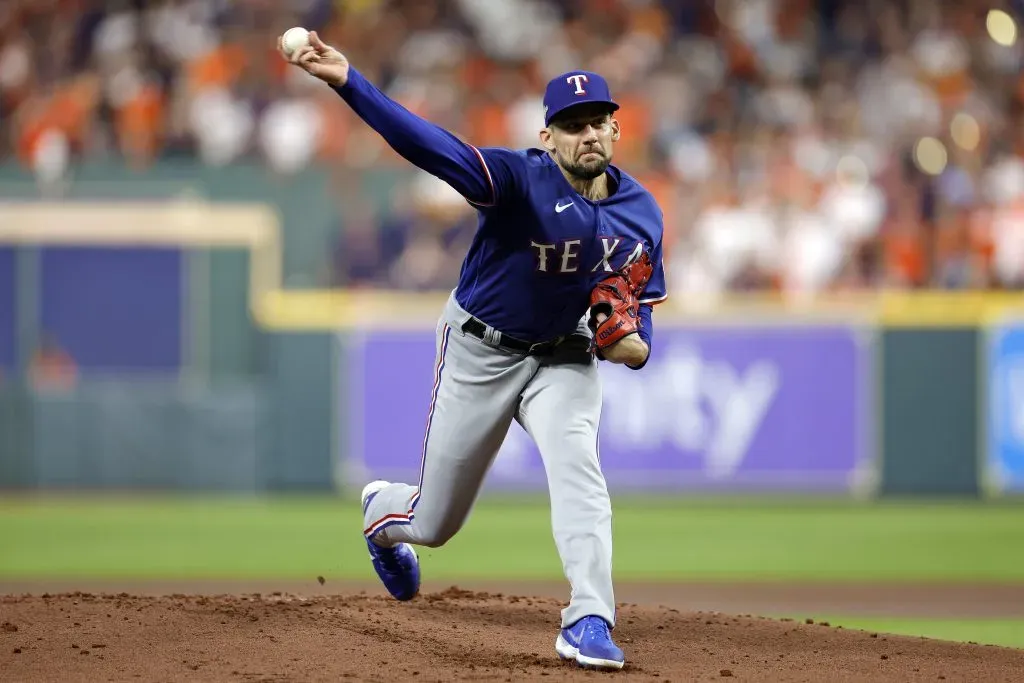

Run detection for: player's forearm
[[603, 334, 649, 367], [331, 68, 493, 204]]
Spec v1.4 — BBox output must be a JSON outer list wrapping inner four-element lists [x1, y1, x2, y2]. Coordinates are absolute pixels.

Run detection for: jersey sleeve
[[638, 235, 668, 305], [628, 203, 667, 370], [470, 147, 527, 208], [332, 68, 522, 206]]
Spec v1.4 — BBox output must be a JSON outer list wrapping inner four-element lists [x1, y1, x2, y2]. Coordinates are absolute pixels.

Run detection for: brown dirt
[[2, 582, 1024, 682]]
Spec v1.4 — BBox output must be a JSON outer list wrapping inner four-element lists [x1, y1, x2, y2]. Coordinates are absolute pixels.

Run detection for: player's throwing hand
[[278, 31, 350, 88]]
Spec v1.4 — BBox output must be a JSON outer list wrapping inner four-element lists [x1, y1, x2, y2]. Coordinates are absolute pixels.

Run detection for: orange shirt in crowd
[[187, 42, 248, 94], [116, 82, 165, 164], [14, 75, 99, 164]]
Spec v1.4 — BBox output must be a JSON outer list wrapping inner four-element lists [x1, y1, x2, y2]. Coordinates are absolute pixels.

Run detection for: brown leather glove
[[587, 252, 653, 350]]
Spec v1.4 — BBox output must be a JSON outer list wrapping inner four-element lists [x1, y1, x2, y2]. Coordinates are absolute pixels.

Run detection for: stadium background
[[2, 0, 1024, 675]]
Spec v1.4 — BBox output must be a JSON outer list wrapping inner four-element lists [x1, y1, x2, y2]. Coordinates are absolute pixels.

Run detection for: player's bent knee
[[419, 531, 454, 548], [417, 520, 461, 548], [420, 536, 449, 549]]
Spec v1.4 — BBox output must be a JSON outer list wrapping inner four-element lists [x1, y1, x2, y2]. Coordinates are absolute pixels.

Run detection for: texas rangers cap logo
[[566, 74, 589, 95]]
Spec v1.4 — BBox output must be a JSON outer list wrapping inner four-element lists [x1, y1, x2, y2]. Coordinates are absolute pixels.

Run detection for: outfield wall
[[1, 162, 1022, 497]]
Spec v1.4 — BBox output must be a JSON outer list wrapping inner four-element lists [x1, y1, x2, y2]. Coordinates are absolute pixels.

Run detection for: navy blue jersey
[[334, 68, 668, 363]]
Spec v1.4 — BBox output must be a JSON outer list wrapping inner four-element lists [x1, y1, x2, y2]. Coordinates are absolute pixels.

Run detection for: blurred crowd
[[2, 0, 1024, 297]]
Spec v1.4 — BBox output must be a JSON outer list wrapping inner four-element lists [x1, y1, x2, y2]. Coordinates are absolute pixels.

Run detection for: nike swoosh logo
[[555, 201, 574, 213]]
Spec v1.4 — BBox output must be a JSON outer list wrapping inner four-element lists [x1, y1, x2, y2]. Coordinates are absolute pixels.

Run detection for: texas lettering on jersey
[[531, 237, 645, 274], [332, 66, 668, 365]]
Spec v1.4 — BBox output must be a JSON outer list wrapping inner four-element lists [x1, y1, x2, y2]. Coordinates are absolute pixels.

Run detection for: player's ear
[[610, 117, 620, 142], [538, 127, 556, 152]]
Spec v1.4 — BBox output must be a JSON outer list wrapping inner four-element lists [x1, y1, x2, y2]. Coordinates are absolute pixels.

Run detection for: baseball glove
[[588, 252, 653, 351]]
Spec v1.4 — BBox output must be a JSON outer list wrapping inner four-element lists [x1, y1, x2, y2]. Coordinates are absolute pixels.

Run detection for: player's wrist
[[622, 335, 648, 365], [626, 338, 650, 368], [325, 64, 352, 89]]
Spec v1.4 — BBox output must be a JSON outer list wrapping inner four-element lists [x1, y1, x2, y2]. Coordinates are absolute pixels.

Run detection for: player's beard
[[562, 150, 609, 180]]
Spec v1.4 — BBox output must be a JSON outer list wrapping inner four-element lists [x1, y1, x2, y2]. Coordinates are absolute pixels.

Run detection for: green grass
[[2, 495, 1024, 581], [800, 617, 1024, 649]]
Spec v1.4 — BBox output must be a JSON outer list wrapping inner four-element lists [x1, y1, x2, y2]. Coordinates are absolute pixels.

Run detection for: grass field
[[811, 617, 1024, 649], [3, 495, 1024, 647], [3, 494, 1024, 581]]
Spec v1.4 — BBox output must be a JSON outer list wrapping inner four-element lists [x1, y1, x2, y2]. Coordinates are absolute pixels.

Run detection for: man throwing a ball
[[279, 28, 667, 671]]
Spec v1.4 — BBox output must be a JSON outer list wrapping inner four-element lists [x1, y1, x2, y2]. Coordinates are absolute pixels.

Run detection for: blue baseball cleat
[[360, 481, 420, 601], [555, 615, 625, 670]]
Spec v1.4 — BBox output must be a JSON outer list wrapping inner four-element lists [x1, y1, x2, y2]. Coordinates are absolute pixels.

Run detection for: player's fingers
[[292, 45, 318, 65], [310, 32, 338, 57]]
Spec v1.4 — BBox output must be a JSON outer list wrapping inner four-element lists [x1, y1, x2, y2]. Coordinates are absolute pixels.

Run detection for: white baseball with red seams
[[280, 27, 310, 57]]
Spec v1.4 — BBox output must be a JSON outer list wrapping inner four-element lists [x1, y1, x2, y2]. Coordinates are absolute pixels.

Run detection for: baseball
[[281, 27, 310, 56]]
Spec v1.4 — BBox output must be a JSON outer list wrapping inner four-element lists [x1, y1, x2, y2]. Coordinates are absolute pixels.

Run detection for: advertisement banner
[[344, 325, 870, 492], [987, 324, 1024, 494]]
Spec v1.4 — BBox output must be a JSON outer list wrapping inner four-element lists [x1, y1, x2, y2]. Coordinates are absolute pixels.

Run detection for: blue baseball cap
[[543, 70, 619, 127]]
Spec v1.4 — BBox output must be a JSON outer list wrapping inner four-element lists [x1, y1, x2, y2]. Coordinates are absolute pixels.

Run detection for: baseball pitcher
[[280, 30, 667, 671]]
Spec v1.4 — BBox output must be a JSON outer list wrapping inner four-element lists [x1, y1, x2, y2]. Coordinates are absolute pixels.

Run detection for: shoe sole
[[555, 634, 625, 670]]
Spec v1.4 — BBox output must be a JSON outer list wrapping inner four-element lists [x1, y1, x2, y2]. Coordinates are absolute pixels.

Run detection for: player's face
[[540, 105, 620, 180]]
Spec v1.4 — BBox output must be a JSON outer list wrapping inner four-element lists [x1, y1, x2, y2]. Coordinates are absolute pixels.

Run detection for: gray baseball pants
[[362, 293, 615, 628]]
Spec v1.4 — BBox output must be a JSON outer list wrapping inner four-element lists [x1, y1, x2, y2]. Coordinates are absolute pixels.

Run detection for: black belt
[[462, 318, 565, 355]]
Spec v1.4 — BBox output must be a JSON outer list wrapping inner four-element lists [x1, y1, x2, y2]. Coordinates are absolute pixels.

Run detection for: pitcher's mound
[[2, 588, 1022, 682]]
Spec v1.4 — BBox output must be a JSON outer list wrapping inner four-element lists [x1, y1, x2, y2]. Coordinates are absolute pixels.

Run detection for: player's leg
[[362, 302, 532, 552], [516, 344, 624, 669], [515, 344, 615, 627]]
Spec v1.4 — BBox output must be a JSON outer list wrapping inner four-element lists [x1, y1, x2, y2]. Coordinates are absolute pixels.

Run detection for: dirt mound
[[1, 589, 1022, 682]]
